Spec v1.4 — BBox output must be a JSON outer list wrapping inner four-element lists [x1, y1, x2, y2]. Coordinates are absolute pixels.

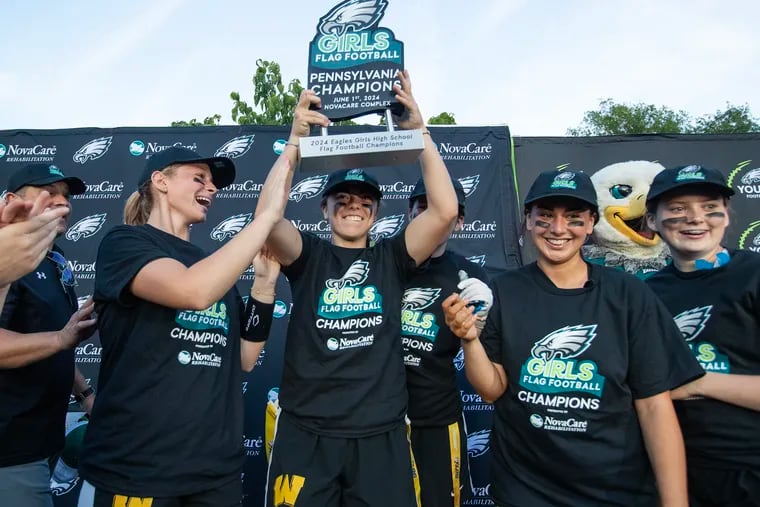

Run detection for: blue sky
[[2, 0, 759, 135]]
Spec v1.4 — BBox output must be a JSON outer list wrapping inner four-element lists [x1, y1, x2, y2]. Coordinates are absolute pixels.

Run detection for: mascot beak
[[603, 193, 660, 247]]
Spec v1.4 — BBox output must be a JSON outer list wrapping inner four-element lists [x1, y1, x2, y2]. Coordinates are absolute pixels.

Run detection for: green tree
[[170, 114, 221, 127], [690, 103, 760, 134], [428, 112, 456, 125], [568, 99, 760, 135], [567, 99, 690, 136], [230, 59, 303, 125]]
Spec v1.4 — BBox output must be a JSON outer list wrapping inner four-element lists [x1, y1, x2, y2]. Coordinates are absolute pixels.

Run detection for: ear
[[151, 171, 168, 193], [645, 212, 658, 232], [5, 192, 20, 203]]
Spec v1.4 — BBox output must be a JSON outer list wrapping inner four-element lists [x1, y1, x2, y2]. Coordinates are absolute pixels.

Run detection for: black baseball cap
[[322, 168, 382, 200], [524, 169, 598, 212], [408, 177, 466, 209], [137, 146, 236, 189], [646, 165, 734, 205], [7, 163, 86, 195]]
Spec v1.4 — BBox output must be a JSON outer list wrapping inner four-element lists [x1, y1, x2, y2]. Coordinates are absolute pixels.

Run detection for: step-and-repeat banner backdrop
[[514, 134, 760, 265], [0, 125, 519, 506], [5, 128, 760, 506]]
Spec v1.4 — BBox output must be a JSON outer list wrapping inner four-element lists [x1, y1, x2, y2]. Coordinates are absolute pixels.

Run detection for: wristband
[[242, 296, 274, 342], [75, 386, 95, 402]]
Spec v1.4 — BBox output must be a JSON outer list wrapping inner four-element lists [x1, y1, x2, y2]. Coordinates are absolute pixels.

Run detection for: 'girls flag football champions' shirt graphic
[[280, 231, 416, 437], [401, 251, 488, 426], [80, 225, 245, 497], [481, 263, 702, 506], [647, 250, 760, 469]]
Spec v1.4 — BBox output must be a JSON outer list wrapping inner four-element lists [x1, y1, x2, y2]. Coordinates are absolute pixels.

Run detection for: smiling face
[[526, 198, 596, 267], [161, 163, 216, 224], [647, 189, 729, 266], [323, 184, 379, 247]]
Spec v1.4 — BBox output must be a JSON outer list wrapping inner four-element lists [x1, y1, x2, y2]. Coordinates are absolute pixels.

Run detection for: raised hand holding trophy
[[299, 0, 425, 171]]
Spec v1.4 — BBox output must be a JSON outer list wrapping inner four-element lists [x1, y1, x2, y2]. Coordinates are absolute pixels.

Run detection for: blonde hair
[[123, 165, 178, 225]]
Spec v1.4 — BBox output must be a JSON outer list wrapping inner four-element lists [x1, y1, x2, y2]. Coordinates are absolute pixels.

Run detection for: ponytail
[[123, 165, 178, 225]]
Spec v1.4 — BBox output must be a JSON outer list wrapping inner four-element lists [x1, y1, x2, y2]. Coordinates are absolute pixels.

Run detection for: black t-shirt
[[481, 262, 703, 507], [403, 251, 488, 426], [79, 225, 245, 497], [280, 230, 417, 437], [646, 249, 760, 469], [0, 245, 78, 467]]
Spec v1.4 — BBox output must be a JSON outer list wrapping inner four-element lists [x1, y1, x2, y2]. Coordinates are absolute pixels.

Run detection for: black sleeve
[[627, 282, 704, 399], [281, 231, 317, 282], [479, 279, 503, 365], [94, 226, 173, 306], [0, 282, 21, 328]]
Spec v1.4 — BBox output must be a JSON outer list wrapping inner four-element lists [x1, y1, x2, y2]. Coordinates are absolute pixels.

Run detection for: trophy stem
[[320, 126, 329, 136], [384, 109, 395, 132]]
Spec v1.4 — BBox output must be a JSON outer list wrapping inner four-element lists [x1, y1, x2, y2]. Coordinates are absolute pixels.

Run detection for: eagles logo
[[531, 324, 598, 360], [72, 137, 112, 164], [325, 260, 369, 289], [466, 255, 486, 267], [401, 287, 441, 312], [215, 135, 255, 159], [453, 348, 465, 371], [467, 429, 491, 458], [65, 213, 107, 241], [210, 213, 252, 241], [741, 167, 760, 185], [458, 175, 480, 197], [289, 175, 328, 202], [369, 214, 405, 241], [673, 306, 712, 341], [318, 0, 388, 36]]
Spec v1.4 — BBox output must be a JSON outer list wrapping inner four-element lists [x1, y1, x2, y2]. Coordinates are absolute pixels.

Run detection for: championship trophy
[[299, 0, 425, 171]]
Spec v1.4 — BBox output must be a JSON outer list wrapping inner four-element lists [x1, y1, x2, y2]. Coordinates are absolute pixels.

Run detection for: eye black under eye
[[610, 184, 632, 199]]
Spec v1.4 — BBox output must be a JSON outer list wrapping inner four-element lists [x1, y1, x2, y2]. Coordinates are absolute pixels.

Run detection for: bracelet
[[285, 141, 299, 148], [242, 297, 274, 342], [421, 130, 431, 136], [75, 386, 95, 402]]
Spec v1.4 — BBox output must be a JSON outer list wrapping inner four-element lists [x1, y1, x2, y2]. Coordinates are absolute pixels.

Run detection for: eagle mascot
[[583, 161, 669, 279]]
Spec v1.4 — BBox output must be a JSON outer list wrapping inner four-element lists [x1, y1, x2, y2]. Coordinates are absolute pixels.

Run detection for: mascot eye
[[609, 184, 632, 199]]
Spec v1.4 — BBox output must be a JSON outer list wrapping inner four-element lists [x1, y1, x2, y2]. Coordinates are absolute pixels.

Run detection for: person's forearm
[[463, 338, 507, 403], [417, 134, 458, 225], [0, 329, 61, 368], [636, 394, 688, 507], [697, 372, 760, 411]]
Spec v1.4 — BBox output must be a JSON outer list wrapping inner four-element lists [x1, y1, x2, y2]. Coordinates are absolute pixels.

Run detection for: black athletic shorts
[[688, 465, 760, 507], [78, 475, 241, 507], [410, 415, 472, 507], [266, 412, 420, 507]]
